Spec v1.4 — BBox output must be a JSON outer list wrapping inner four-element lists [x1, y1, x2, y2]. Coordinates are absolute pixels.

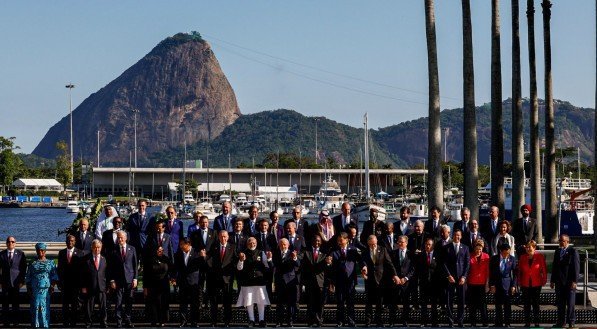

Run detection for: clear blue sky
[[0, 0, 595, 154]]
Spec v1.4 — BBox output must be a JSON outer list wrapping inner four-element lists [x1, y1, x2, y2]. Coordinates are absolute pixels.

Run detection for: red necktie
[[314, 249, 319, 261], [158, 234, 163, 247], [427, 253, 431, 265], [67, 250, 72, 263], [220, 245, 226, 261], [121, 246, 126, 260], [94, 256, 100, 270]]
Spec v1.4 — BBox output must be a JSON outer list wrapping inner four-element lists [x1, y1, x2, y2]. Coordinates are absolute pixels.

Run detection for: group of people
[[0, 200, 581, 328]]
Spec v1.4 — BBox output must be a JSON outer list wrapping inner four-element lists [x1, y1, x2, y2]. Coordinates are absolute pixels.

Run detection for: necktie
[[169, 221, 174, 231], [314, 248, 319, 261], [341, 249, 346, 258], [455, 243, 459, 254], [501, 258, 507, 273], [82, 232, 86, 241], [158, 234, 163, 247], [262, 233, 267, 248], [560, 248, 566, 259], [8, 251, 13, 263], [372, 249, 377, 265], [220, 245, 226, 261], [389, 235, 394, 249], [184, 252, 189, 266], [203, 230, 208, 244], [472, 233, 476, 243], [427, 252, 431, 265], [492, 220, 496, 233], [67, 250, 72, 263], [121, 246, 126, 260], [399, 250, 404, 265], [236, 234, 241, 248], [290, 236, 295, 246], [94, 256, 99, 270]]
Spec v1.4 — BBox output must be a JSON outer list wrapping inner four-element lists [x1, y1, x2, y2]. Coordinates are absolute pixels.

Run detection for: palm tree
[[542, 0, 557, 242], [527, 0, 543, 243], [593, 0, 596, 251], [491, 0, 505, 212], [462, 0, 478, 220], [424, 0, 443, 211], [511, 0, 525, 221]]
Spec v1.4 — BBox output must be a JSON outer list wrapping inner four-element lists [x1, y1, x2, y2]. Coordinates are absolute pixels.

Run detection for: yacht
[[66, 200, 80, 213]]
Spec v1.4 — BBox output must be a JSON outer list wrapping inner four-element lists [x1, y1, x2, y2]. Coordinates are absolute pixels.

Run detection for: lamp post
[[314, 118, 319, 165], [132, 109, 139, 168], [65, 83, 75, 183]]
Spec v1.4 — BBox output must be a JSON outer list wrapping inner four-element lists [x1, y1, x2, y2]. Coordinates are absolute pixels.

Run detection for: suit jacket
[[512, 217, 538, 248], [273, 249, 301, 284], [300, 248, 328, 288], [551, 246, 580, 286], [391, 248, 415, 289], [144, 232, 175, 260], [417, 250, 442, 284], [396, 220, 414, 236], [453, 220, 471, 235], [75, 230, 94, 253], [57, 247, 84, 289], [82, 253, 108, 293], [108, 244, 138, 286], [0, 248, 27, 288], [518, 252, 547, 288], [189, 227, 216, 252], [255, 231, 277, 252], [206, 243, 237, 284], [269, 222, 285, 242], [285, 218, 309, 239], [359, 220, 385, 246], [489, 254, 517, 291], [327, 246, 360, 286], [332, 214, 358, 235], [243, 218, 260, 237], [101, 229, 123, 256], [424, 218, 445, 238], [481, 218, 500, 246], [126, 211, 153, 252], [442, 243, 470, 280], [378, 233, 399, 251], [462, 231, 488, 253], [213, 214, 236, 233], [164, 218, 184, 254], [407, 232, 431, 255], [285, 234, 306, 253], [231, 231, 249, 252], [360, 246, 397, 285], [173, 248, 203, 287]]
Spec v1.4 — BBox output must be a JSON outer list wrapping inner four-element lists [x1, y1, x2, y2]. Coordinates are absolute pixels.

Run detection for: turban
[[521, 204, 532, 213]]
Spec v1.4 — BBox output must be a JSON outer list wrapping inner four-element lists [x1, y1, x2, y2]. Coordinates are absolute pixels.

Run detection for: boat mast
[[364, 113, 371, 200]]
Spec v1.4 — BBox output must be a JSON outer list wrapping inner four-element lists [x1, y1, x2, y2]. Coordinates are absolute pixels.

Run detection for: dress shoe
[[336, 323, 343, 328], [314, 322, 322, 327], [100, 323, 108, 328], [347, 322, 356, 327], [85, 324, 92, 328], [224, 323, 230, 328], [249, 321, 255, 327], [287, 322, 294, 327], [116, 324, 123, 328], [401, 322, 408, 327], [180, 321, 187, 328], [125, 323, 135, 328], [159, 324, 166, 328], [259, 320, 267, 328]]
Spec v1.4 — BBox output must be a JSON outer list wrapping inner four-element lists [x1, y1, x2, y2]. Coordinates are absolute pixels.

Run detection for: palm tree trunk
[[527, 0, 543, 244], [424, 0, 444, 211], [593, 0, 596, 251], [491, 0, 505, 212], [542, 0, 557, 243], [511, 0, 525, 221], [462, 0, 478, 220]]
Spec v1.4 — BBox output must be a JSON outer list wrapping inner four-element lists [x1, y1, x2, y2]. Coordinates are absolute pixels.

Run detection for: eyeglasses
[[7, 241, 16, 243], [114, 221, 122, 224], [167, 212, 175, 214]]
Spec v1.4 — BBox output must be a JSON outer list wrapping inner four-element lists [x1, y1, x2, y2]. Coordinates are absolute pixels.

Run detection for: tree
[[0, 136, 23, 192], [511, 0, 525, 221], [527, 0, 543, 243], [424, 0, 444, 211], [461, 0, 479, 220], [55, 141, 72, 192], [491, 0, 505, 212], [542, 0, 557, 242]]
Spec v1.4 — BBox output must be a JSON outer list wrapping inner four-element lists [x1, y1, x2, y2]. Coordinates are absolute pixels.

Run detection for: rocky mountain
[[32, 32, 240, 162]]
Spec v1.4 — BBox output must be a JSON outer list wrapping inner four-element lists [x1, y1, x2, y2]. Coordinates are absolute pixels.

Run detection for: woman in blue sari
[[25, 242, 58, 328]]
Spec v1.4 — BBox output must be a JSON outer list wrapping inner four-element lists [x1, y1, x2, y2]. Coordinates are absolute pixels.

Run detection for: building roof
[[13, 178, 63, 188]]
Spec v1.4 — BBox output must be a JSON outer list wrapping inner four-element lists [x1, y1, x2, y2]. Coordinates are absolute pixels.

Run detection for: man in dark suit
[[396, 206, 414, 236], [75, 218, 95, 254], [243, 205, 260, 237], [407, 220, 429, 307], [205, 230, 237, 327], [144, 220, 175, 261], [332, 202, 358, 236], [463, 219, 489, 254], [300, 235, 328, 327], [512, 204, 539, 255], [81, 239, 108, 328], [126, 199, 152, 258], [390, 235, 415, 326], [360, 235, 398, 327], [489, 243, 517, 327], [359, 208, 385, 246], [173, 237, 205, 328], [424, 206, 445, 238], [346, 224, 366, 252], [326, 232, 360, 327], [58, 234, 85, 327], [188, 214, 215, 305], [213, 201, 236, 233], [442, 229, 470, 327], [418, 238, 442, 327], [550, 234, 580, 328], [231, 219, 249, 253], [0, 236, 27, 327], [108, 231, 138, 328], [481, 206, 501, 246], [101, 216, 124, 256], [285, 221, 306, 253], [164, 205, 184, 254], [273, 238, 301, 327], [453, 207, 472, 235], [255, 219, 277, 252], [285, 206, 310, 239]]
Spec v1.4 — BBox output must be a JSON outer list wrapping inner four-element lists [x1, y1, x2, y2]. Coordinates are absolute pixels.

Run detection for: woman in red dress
[[517, 240, 547, 327]]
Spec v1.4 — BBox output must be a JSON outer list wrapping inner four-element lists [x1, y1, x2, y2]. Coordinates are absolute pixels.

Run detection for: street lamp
[[314, 118, 319, 165], [132, 109, 139, 168], [65, 83, 75, 183]]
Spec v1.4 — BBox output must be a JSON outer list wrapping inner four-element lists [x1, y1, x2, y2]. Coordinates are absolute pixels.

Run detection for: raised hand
[[239, 252, 246, 261]]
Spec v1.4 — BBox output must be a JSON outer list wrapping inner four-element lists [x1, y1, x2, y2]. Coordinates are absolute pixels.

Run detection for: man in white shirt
[[95, 206, 117, 239]]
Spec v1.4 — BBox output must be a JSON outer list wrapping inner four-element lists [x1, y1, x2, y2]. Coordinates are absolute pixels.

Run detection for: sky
[[0, 0, 595, 154]]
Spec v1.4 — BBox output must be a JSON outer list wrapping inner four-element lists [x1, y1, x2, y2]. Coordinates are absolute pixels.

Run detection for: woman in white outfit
[[491, 220, 516, 256], [236, 237, 273, 327]]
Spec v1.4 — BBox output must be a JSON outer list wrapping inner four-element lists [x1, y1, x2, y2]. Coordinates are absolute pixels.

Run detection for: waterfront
[[0, 208, 77, 242]]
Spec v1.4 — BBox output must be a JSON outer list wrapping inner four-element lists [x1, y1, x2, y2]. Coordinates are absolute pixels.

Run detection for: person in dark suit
[[396, 206, 414, 236], [205, 230, 237, 327], [378, 222, 400, 253], [326, 232, 360, 327], [346, 224, 366, 252], [81, 239, 108, 328], [407, 220, 429, 308], [360, 235, 399, 327], [453, 207, 472, 235], [231, 219, 249, 253], [101, 216, 124, 256], [550, 234, 580, 328], [164, 205, 184, 254], [359, 208, 385, 246], [512, 204, 539, 255], [0, 236, 27, 327], [213, 201, 236, 233], [189, 215, 216, 252], [424, 206, 445, 238], [243, 205, 260, 237], [463, 219, 489, 254], [108, 231, 138, 328], [481, 206, 501, 247], [284, 221, 306, 253], [489, 243, 517, 327], [389, 235, 415, 326], [255, 219, 277, 301], [127, 199, 153, 258], [173, 238, 205, 328], [143, 246, 171, 327], [285, 206, 310, 239], [332, 202, 358, 236], [75, 218, 95, 254], [418, 238, 442, 327], [442, 229, 470, 327], [144, 220, 175, 261], [57, 234, 85, 327], [300, 235, 329, 327], [273, 238, 301, 327]]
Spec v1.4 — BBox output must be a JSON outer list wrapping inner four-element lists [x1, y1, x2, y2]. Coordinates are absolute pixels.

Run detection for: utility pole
[[66, 83, 75, 183]]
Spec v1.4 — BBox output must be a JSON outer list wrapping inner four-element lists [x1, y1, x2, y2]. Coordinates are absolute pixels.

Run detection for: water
[[0, 208, 77, 242]]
